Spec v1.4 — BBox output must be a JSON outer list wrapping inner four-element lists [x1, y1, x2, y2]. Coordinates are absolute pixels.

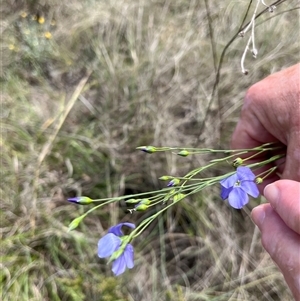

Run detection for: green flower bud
[[136, 146, 157, 154], [233, 158, 244, 167], [177, 150, 189, 157], [68, 215, 86, 232], [135, 203, 149, 211], [167, 178, 180, 187], [256, 177, 263, 184], [173, 193, 185, 203], [140, 199, 151, 205]]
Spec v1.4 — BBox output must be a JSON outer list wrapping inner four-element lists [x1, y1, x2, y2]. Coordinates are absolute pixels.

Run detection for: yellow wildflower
[[38, 16, 45, 24], [44, 32, 52, 39]]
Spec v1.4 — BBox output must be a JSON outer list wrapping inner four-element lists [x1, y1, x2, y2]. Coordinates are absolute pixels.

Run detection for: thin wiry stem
[[240, 0, 260, 73], [241, 35, 252, 75]]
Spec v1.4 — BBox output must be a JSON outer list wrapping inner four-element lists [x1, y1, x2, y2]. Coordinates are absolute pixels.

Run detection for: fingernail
[[251, 206, 265, 228], [264, 183, 279, 209]]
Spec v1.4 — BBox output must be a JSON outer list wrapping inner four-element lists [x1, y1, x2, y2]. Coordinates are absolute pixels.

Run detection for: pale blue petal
[[220, 173, 239, 189], [228, 188, 249, 209], [237, 166, 255, 181], [108, 222, 136, 236], [112, 254, 126, 276], [241, 181, 260, 198], [220, 186, 232, 200], [98, 233, 121, 258], [124, 244, 134, 269]]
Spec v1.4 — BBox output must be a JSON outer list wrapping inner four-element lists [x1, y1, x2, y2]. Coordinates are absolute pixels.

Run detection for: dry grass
[[1, 0, 299, 300]]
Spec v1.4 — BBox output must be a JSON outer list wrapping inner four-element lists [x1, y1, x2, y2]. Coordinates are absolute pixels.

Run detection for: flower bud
[[167, 178, 180, 187], [136, 146, 157, 154], [177, 150, 189, 157], [173, 193, 185, 203], [140, 199, 151, 205], [68, 215, 85, 232], [135, 204, 149, 211], [256, 177, 263, 184], [232, 158, 243, 167], [68, 196, 93, 205]]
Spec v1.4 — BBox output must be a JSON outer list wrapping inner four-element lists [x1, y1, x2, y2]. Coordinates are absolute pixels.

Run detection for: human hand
[[252, 180, 300, 300], [231, 64, 300, 299], [231, 63, 300, 193]]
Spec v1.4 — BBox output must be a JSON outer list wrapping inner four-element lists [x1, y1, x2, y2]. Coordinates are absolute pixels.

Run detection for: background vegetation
[[1, 0, 299, 300]]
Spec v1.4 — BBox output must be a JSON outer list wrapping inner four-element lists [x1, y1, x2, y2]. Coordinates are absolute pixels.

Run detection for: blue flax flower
[[98, 222, 135, 276], [220, 166, 259, 209]]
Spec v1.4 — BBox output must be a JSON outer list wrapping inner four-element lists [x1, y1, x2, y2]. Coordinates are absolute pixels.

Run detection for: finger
[[264, 180, 300, 234], [252, 204, 300, 300]]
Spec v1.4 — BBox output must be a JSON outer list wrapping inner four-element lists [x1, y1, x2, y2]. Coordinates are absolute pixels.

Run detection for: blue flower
[[220, 166, 259, 209], [97, 222, 135, 276]]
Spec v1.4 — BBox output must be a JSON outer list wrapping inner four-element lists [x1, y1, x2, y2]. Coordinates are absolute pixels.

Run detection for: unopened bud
[[173, 193, 185, 203], [136, 146, 157, 154], [68, 215, 85, 232], [167, 178, 180, 187], [256, 177, 263, 184], [177, 150, 189, 157], [140, 199, 151, 205], [233, 158, 243, 167], [68, 196, 93, 205], [135, 203, 149, 211]]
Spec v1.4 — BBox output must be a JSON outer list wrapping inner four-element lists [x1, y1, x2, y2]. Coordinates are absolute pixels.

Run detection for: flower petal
[[123, 244, 134, 269], [98, 233, 121, 258], [67, 197, 81, 203], [236, 166, 256, 181], [228, 188, 249, 209], [220, 173, 239, 189], [108, 222, 136, 236], [220, 186, 232, 200], [112, 254, 126, 276], [241, 180, 260, 198]]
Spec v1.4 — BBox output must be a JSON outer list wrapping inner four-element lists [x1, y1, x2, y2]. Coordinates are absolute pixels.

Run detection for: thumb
[[263, 180, 300, 234]]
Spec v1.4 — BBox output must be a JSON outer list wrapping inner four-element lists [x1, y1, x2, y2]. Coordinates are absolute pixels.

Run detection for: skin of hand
[[231, 63, 300, 192], [231, 64, 300, 300], [252, 180, 300, 300]]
